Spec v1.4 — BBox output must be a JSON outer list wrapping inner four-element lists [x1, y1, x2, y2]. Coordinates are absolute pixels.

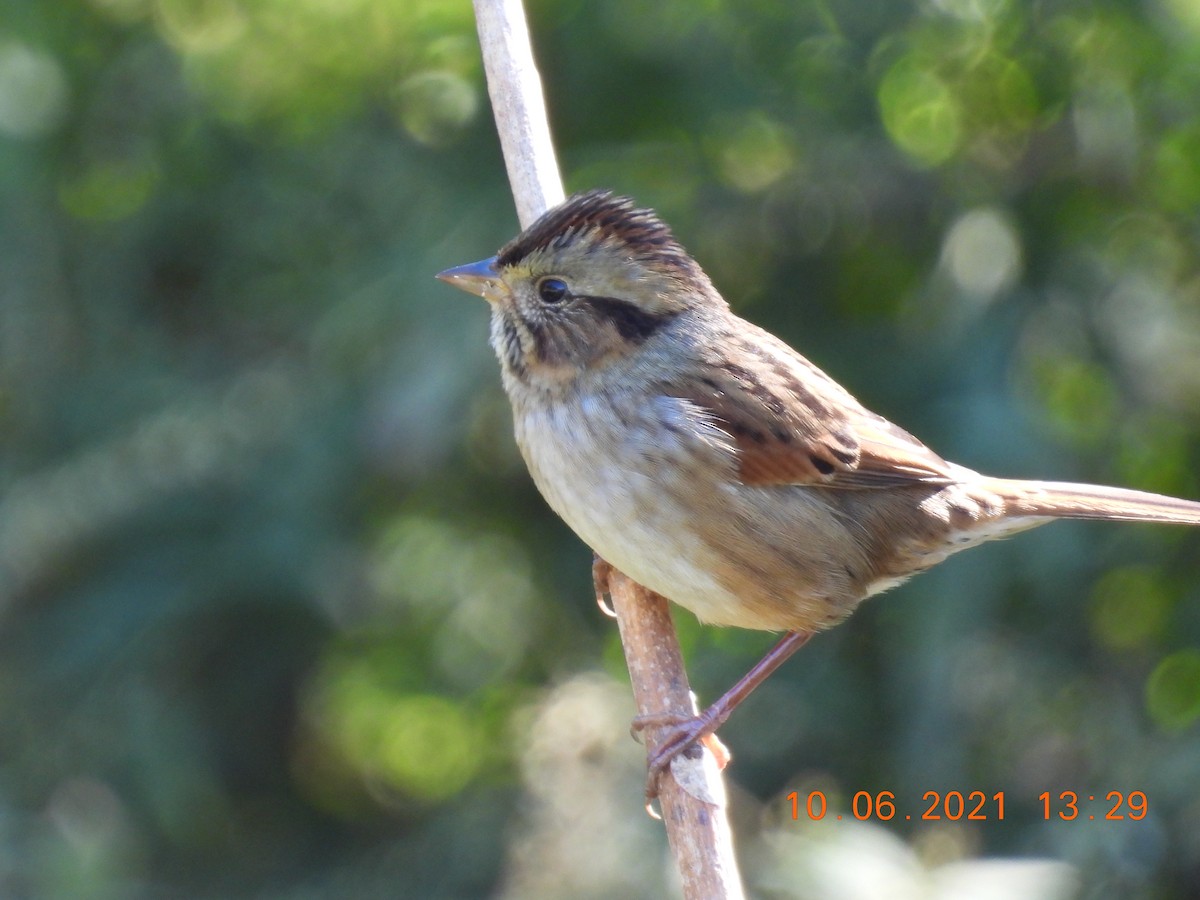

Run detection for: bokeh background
[[4, 0, 1200, 896]]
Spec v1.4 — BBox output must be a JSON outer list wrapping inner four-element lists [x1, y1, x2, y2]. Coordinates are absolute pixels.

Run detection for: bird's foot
[[633, 710, 731, 800]]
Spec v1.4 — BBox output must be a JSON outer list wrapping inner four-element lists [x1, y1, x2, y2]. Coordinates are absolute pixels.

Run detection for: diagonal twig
[[470, 1, 746, 896]]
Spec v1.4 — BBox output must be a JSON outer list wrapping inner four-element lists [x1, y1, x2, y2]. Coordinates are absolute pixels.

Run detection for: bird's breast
[[510, 387, 746, 623], [507, 385, 876, 632]]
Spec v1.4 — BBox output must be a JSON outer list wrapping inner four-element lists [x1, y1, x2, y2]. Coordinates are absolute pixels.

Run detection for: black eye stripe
[[581, 296, 677, 344]]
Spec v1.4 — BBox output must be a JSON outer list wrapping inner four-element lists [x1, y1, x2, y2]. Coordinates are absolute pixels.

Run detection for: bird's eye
[[537, 277, 569, 304]]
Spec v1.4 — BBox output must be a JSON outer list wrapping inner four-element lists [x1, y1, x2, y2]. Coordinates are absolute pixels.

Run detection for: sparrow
[[438, 189, 1200, 787]]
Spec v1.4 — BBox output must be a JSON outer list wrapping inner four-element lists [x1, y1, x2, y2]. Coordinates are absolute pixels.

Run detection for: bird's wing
[[680, 326, 955, 489]]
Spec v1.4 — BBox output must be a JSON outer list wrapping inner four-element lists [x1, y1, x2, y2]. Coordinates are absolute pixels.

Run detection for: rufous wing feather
[[684, 329, 955, 489]]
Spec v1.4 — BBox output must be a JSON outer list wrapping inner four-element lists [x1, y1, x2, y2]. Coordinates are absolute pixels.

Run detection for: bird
[[438, 189, 1200, 790]]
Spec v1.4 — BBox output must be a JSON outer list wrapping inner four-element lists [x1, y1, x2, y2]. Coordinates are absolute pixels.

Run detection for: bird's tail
[[983, 478, 1200, 526]]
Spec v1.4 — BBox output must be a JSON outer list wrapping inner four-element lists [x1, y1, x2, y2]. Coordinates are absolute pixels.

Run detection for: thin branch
[[473, 0, 564, 229], [603, 566, 746, 900], [470, 1, 745, 897]]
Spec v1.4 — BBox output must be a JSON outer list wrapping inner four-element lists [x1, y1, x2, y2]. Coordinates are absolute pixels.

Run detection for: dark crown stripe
[[496, 189, 690, 271]]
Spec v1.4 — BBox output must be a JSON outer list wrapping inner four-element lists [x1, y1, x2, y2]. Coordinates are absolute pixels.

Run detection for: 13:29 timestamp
[[1039, 790, 1147, 821]]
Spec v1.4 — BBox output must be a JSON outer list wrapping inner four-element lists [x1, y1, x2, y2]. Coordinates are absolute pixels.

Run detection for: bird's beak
[[436, 256, 503, 303]]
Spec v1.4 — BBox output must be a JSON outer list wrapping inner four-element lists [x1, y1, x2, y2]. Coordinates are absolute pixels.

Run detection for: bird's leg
[[638, 630, 816, 798]]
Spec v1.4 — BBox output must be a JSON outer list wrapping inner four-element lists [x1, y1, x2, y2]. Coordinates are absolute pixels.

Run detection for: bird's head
[[438, 190, 722, 385]]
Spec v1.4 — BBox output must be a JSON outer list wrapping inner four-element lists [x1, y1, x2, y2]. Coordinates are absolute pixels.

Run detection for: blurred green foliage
[[2, 0, 1200, 896]]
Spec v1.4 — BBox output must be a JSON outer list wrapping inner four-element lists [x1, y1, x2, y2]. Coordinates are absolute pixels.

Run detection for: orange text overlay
[[787, 790, 1148, 822]]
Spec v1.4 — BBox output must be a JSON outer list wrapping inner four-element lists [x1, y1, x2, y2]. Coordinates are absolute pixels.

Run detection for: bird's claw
[[629, 710, 693, 743], [592, 555, 617, 617], [638, 712, 731, 800]]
